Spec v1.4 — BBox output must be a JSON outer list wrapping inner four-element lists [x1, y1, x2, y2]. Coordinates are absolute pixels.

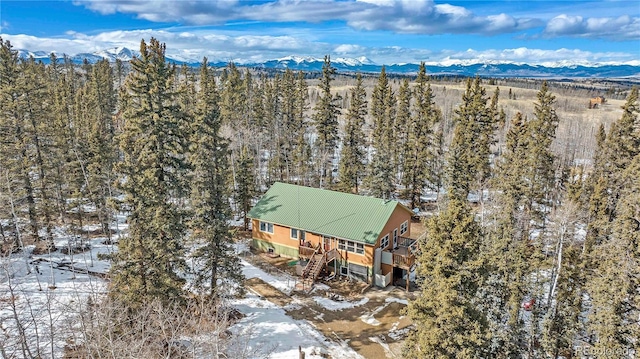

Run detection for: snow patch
[[312, 296, 369, 311]]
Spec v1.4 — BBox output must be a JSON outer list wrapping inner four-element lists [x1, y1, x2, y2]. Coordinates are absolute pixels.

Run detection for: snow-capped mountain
[[14, 47, 640, 78], [16, 49, 51, 60]]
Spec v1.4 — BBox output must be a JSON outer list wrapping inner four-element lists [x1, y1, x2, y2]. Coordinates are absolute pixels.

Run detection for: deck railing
[[393, 252, 415, 269], [299, 245, 317, 258]]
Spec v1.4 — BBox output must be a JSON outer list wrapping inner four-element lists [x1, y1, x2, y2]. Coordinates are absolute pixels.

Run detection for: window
[[338, 239, 364, 255], [291, 228, 298, 239], [380, 235, 389, 250], [393, 228, 398, 248], [340, 266, 349, 276], [259, 221, 274, 233], [347, 241, 355, 253], [300, 230, 306, 241], [400, 221, 408, 235], [338, 239, 346, 250]]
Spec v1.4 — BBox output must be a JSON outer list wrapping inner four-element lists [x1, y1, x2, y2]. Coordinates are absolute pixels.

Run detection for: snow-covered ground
[[231, 292, 363, 359], [235, 255, 364, 358], [0, 217, 365, 359]]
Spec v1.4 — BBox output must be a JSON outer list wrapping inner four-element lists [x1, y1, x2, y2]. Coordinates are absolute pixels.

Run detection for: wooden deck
[[389, 237, 417, 270]]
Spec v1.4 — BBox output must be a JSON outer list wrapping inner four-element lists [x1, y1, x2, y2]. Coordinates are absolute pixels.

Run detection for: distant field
[[308, 75, 628, 165]]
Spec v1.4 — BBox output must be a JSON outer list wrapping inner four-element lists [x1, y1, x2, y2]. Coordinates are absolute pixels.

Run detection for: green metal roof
[[247, 182, 412, 245]]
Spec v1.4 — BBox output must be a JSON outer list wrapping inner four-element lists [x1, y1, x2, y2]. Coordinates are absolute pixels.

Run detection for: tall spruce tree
[[112, 38, 189, 307], [368, 66, 396, 198], [292, 71, 312, 184], [405, 197, 488, 358], [446, 77, 493, 201], [402, 63, 442, 209], [72, 60, 117, 239], [395, 77, 411, 178], [189, 58, 244, 297], [22, 56, 57, 248], [0, 39, 41, 243], [235, 145, 256, 231], [585, 88, 639, 352], [482, 112, 533, 357], [337, 73, 367, 193], [525, 81, 560, 220], [264, 74, 284, 183], [312, 55, 340, 187]]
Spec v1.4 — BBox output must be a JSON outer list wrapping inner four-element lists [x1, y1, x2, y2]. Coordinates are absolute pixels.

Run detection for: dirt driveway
[[244, 275, 414, 359]]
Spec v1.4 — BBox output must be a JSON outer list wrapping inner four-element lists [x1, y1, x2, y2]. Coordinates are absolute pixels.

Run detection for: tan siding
[[252, 204, 410, 276], [375, 204, 412, 248], [252, 219, 298, 251]]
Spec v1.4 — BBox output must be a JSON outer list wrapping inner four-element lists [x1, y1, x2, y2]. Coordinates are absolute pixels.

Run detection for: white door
[[393, 228, 398, 248]]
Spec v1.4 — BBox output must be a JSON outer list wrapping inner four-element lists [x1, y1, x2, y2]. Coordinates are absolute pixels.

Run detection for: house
[[589, 96, 606, 109], [247, 182, 417, 291]]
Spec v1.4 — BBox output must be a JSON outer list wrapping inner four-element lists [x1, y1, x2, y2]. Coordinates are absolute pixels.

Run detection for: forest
[[0, 36, 638, 358]]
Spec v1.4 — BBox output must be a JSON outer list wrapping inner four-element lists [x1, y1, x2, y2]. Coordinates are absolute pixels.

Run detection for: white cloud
[[73, 0, 540, 36], [544, 14, 640, 40], [0, 30, 331, 64], [2, 30, 638, 66]]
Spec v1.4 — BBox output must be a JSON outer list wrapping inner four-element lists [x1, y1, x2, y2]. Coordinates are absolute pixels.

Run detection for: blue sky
[[1, 0, 639, 65]]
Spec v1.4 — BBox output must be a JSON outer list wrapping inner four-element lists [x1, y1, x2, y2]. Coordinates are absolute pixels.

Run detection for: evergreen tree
[[235, 145, 256, 231], [0, 39, 40, 242], [368, 66, 396, 198], [402, 63, 442, 209], [525, 81, 560, 220], [395, 77, 411, 178], [482, 112, 533, 357], [264, 74, 284, 183], [189, 58, 244, 297], [219, 62, 246, 130], [312, 56, 340, 186], [82, 60, 117, 238], [292, 71, 312, 184], [337, 73, 367, 193], [405, 198, 488, 358], [112, 38, 189, 307], [585, 88, 639, 352], [22, 56, 57, 248], [540, 203, 584, 359], [445, 77, 493, 201]]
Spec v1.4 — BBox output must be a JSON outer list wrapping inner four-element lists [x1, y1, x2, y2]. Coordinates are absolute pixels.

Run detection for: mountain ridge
[[15, 47, 640, 78]]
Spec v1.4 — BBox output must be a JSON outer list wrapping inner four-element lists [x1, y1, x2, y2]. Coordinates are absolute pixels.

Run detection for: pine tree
[[189, 58, 244, 298], [0, 39, 41, 242], [264, 74, 284, 183], [292, 71, 312, 184], [482, 112, 533, 357], [279, 69, 305, 182], [395, 77, 411, 177], [446, 77, 493, 202], [525, 81, 560, 220], [405, 198, 488, 358], [22, 56, 57, 248], [81, 60, 117, 238], [219, 62, 246, 130], [533, 199, 583, 359], [402, 63, 442, 209], [368, 66, 396, 198], [235, 145, 255, 231], [112, 38, 189, 307], [585, 88, 639, 352], [337, 73, 367, 193], [312, 56, 340, 186]]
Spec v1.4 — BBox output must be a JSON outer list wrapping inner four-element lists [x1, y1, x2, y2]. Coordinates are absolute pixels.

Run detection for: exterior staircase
[[301, 253, 324, 290], [300, 248, 341, 292]]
